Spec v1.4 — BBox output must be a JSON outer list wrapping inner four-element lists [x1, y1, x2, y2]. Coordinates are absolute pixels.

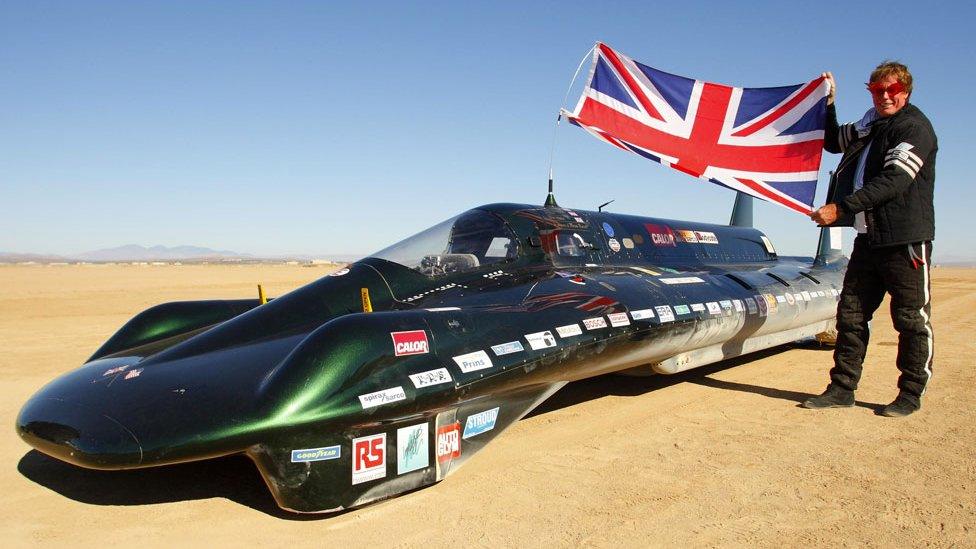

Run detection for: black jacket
[[824, 102, 937, 247]]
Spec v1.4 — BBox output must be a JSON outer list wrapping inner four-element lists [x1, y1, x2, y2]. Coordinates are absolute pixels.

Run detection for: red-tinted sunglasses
[[866, 81, 906, 97]]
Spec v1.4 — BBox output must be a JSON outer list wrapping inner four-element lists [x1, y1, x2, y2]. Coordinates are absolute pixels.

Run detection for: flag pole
[[545, 44, 596, 207]]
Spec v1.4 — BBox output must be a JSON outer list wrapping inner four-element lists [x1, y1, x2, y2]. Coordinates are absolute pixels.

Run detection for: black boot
[[801, 385, 855, 409], [877, 392, 920, 417]]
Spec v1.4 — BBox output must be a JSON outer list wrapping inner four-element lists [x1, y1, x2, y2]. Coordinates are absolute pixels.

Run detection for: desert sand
[[1, 264, 973, 547]]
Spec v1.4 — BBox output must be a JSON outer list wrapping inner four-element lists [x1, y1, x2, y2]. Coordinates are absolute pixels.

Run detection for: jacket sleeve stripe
[[886, 158, 920, 178], [885, 150, 924, 172]]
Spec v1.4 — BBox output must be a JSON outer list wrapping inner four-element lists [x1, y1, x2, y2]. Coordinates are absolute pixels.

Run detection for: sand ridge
[[1, 264, 973, 547]]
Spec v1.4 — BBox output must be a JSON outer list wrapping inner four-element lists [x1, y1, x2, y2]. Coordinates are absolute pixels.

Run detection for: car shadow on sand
[[18, 342, 854, 518]]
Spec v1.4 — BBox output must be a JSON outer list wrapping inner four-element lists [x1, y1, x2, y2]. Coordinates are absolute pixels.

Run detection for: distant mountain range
[[0, 245, 361, 263]]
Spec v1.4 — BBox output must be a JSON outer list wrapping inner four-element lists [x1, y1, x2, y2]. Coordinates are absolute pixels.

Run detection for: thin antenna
[[598, 199, 615, 212], [544, 43, 596, 207]]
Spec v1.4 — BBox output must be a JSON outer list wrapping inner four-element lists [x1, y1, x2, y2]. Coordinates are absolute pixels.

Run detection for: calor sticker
[[391, 330, 429, 356]]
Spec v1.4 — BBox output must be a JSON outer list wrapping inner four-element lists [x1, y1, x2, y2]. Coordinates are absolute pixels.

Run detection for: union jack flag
[[563, 43, 830, 214]]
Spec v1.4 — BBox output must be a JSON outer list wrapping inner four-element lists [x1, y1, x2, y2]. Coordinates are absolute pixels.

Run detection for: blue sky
[[2, 1, 972, 261]]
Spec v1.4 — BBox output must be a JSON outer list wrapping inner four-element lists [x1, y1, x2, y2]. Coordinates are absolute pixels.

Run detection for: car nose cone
[[16, 397, 143, 469]]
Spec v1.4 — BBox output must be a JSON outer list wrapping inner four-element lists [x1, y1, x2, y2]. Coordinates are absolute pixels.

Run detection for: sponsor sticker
[[602, 222, 615, 237], [608, 238, 621, 253], [719, 300, 733, 310], [655, 305, 675, 322], [659, 276, 705, 285], [525, 331, 557, 350], [675, 229, 698, 243], [391, 330, 429, 356], [793, 293, 804, 303], [801, 291, 812, 301], [102, 365, 129, 377], [745, 298, 758, 314], [607, 312, 630, 327], [630, 309, 655, 320], [707, 302, 722, 315], [555, 323, 583, 337], [622, 238, 635, 249], [359, 386, 407, 409], [329, 268, 350, 277], [583, 317, 608, 330], [673, 304, 691, 315], [764, 293, 778, 310], [490, 341, 524, 356], [397, 423, 429, 475], [733, 299, 744, 312], [124, 368, 142, 380], [463, 407, 499, 439], [694, 231, 719, 244], [452, 350, 494, 373], [409, 368, 453, 388], [437, 423, 461, 462], [291, 445, 341, 463], [756, 295, 768, 316], [352, 433, 386, 485], [644, 223, 677, 247], [776, 295, 787, 303], [785, 293, 795, 305], [818, 290, 826, 297], [690, 303, 706, 312]]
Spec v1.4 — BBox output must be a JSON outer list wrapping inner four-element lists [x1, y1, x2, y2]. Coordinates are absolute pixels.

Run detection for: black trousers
[[831, 235, 933, 404]]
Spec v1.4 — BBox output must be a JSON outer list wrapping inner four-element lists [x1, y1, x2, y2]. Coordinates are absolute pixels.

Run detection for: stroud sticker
[[491, 341, 524, 356], [359, 386, 407, 409], [655, 305, 675, 322], [555, 324, 583, 337], [707, 302, 722, 315], [607, 312, 630, 327], [437, 423, 461, 462], [525, 331, 557, 350], [391, 330, 429, 356], [583, 317, 608, 330], [673, 304, 691, 315], [452, 350, 493, 373], [463, 407, 500, 439], [659, 276, 705, 285], [408, 368, 453, 388], [352, 433, 386, 485], [397, 423, 429, 475], [291, 445, 341, 463]]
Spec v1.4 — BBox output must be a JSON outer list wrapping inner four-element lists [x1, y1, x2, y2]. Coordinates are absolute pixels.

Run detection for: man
[[803, 62, 937, 417]]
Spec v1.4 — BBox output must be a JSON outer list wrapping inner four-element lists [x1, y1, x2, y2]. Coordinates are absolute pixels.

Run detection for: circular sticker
[[608, 238, 621, 252], [602, 222, 615, 238]]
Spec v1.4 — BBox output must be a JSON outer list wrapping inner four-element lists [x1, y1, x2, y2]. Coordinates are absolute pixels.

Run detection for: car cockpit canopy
[[370, 209, 519, 277]]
